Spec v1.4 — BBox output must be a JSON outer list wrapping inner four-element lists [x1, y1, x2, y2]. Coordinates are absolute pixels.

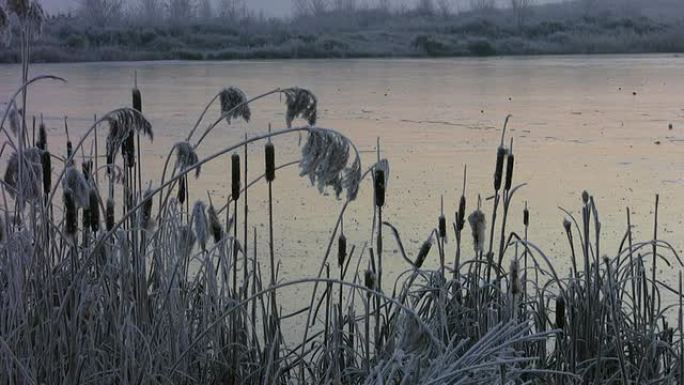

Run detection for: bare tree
[[415, 0, 434, 15], [511, 0, 532, 27], [333, 0, 356, 12], [436, 0, 451, 17], [378, 0, 390, 13], [292, 0, 309, 16], [79, 0, 124, 24], [139, 0, 163, 23], [219, 0, 246, 20], [310, 0, 327, 15], [168, 0, 193, 22], [198, 0, 212, 19], [470, 0, 495, 12]]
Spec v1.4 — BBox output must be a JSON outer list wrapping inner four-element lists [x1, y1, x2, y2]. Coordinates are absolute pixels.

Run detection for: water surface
[[2, 55, 684, 305]]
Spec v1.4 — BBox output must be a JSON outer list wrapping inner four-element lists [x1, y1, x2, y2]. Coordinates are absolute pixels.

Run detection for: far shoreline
[[0, 51, 682, 66]]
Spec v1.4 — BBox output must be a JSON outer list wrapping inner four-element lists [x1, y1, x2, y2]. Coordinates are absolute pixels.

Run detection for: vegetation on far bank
[[1, 0, 684, 63]]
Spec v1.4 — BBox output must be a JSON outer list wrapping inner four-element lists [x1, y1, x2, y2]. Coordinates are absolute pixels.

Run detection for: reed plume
[[219, 87, 251, 123], [207, 201, 222, 243], [105, 108, 153, 167], [63, 166, 90, 208], [174, 141, 201, 177], [7, 103, 20, 135], [284, 88, 317, 127], [192, 201, 208, 250], [299, 128, 361, 201], [4, 147, 42, 201]]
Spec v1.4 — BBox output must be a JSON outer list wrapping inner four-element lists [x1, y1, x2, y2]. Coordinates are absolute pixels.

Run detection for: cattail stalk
[[454, 166, 466, 279], [106, 198, 115, 231], [89, 189, 99, 233], [243, 134, 249, 301], [64, 190, 77, 240], [230, 152, 240, 379], [265, 129, 279, 344], [438, 195, 446, 277], [651, 194, 659, 323]]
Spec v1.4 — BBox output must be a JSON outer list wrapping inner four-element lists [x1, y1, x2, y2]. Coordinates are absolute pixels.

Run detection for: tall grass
[[1, 6, 684, 385]]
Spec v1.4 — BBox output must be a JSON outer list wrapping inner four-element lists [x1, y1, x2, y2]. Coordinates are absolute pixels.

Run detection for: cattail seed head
[[563, 217, 572, 234], [415, 235, 433, 268], [89, 189, 99, 233], [64, 190, 77, 238], [374, 169, 385, 208], [132, 87, 142, 112], [337, 233, 347, 268], [364, 269, 376, 291], [41, 151, 51, 196], [582, 190, 589, 205], [468, 209, 486, 253], [106, 199, 115, 231], [265, 140, 275, 182], [82, 201, 91, 233], [37, 120, 47, 150], [494, 147, 506, 191], [457, 195, 466, 230], [208, 203, 222, 243], [523, 205, 529, 227], [510, 259, 520, 295], [556, 296, 565, 329], [177, 176, 186, 204], [504, 152, 514, 191], [231, 153, 240, 200], [438, 214, 446, 239]]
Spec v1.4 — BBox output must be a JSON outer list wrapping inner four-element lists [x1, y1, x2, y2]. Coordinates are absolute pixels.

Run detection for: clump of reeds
[[4, 52, 684, 385]]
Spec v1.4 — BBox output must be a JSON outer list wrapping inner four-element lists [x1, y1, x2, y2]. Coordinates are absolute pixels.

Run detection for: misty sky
[[44, 0, 292, 16], [43, 0, 383, 16]]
